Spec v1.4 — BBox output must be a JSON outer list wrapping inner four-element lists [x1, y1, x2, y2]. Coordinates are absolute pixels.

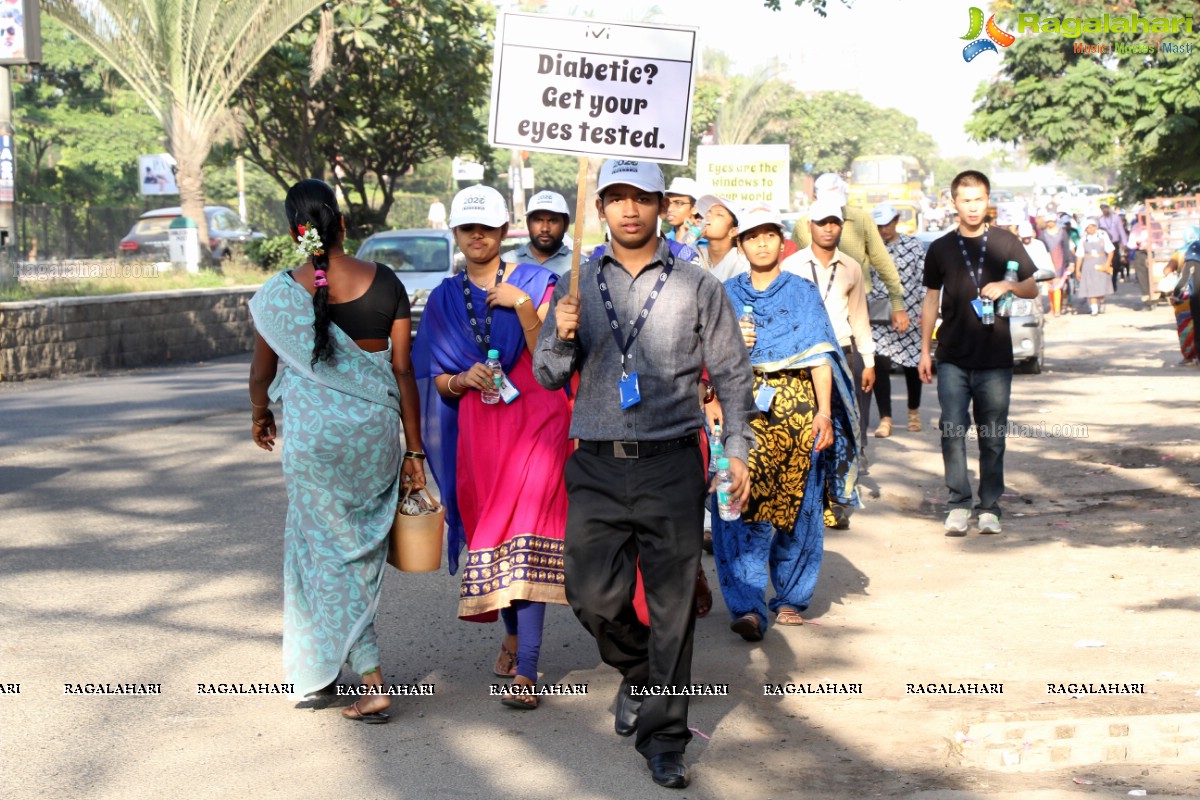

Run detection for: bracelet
[[513, 294, 532, 309], [252, 417, 272, 428], [816, 412, 832, 420], [251, 400, 269, 409], [447, 373, 463, 396], [404, 450, 426, 461], [523, 318, 540, 331]]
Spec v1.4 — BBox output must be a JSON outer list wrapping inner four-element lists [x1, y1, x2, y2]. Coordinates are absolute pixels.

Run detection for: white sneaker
[[944, 508, 970, 533], [978, 513, 1002, 534]]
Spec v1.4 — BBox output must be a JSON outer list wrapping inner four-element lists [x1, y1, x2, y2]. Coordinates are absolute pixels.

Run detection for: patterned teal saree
[[249, 273, 402, 697]]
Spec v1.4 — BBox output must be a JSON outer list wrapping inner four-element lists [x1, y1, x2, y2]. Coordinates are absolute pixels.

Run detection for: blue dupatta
[[725, 271, 861, 506], [411, 263, 557, 574]]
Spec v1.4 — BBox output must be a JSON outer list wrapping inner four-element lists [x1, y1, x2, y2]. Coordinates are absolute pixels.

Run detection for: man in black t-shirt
[[918, 171, 1038, 535]]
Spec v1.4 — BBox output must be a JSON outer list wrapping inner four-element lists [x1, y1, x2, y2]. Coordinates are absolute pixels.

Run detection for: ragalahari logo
[[961, 7, 1016, 62]]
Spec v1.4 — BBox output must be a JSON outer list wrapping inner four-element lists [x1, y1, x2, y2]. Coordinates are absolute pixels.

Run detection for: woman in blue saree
[[711, 205, 860, 642], [248, 180, 425, 724]]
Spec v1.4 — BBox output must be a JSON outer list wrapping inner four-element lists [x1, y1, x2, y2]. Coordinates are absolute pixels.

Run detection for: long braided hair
[[285, 179, 343, 366]]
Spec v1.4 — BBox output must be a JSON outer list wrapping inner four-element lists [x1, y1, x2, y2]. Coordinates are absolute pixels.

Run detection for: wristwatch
[[513, 294, 532, 309]]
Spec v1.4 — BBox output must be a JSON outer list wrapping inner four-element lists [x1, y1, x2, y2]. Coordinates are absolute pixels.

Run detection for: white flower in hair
[[295, 225, 325, 258]]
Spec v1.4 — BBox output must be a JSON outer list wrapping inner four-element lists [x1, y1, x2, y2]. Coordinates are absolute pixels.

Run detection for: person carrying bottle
[[533, 159, 754, 790], [711, 205, 856, 642], [412, 185, 572, 709], [918, 171, 1038, 535]]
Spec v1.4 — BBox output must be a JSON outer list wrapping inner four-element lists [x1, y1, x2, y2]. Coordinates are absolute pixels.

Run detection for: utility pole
[[0, 66, 14, 285]]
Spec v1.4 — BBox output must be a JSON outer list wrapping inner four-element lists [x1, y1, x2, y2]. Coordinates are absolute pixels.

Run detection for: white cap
[[1084, 217, 1099, 228], [696, 194, 739, 225], [1017, 221, 1034, 237], [449, 185, 509, 228], [871, 202, 899, 226], [814, 173, 850, 206], [808, 198, 845, 224], [665, 176, 699, 199], [737, 204, 785, 235], [526, 190, 570, 222], [597, 160, 665, 195]]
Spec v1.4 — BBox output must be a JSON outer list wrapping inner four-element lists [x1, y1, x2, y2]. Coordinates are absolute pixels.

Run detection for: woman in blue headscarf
[[711, 206, 859, 643]]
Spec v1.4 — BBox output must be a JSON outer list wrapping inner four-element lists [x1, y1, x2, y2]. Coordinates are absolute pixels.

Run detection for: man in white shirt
[[781, 198, 874, 529]]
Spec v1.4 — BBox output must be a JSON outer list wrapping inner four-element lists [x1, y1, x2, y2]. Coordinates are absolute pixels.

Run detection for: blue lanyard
[[956, 228, 989, 295], [462, 262, 508, 356], [596, 253, 675, 377]]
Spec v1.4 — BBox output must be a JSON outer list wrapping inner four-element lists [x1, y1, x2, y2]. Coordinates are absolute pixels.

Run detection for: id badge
[[618, 372, 641, 409], [498, 373, 520, 405], [971, 298, 984, 318], [754, 383, 778, 413]]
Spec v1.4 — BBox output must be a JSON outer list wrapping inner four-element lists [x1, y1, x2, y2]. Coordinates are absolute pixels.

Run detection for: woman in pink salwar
[[412, 186, 572, 709]]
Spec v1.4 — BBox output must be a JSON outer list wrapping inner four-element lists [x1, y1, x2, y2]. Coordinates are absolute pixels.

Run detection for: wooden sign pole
[[569, 157, 589, 299]]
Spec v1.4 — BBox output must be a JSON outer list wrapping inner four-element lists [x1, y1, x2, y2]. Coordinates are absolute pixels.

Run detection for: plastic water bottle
[[997, 260, 1020, 317], [482, 349, 502, 405], [715, 457, 741, 521], [738, 305, 755, 342], [709, 426, 724, 476], [980, 297, 995, 326]]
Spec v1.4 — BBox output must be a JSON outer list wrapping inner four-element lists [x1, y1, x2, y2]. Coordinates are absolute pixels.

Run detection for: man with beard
[[534, 159, 754, 789], [503, 190, 573, 275]]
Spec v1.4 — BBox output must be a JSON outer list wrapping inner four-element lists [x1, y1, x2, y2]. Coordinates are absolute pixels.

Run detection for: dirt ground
[[1, 279, 1198, 799]]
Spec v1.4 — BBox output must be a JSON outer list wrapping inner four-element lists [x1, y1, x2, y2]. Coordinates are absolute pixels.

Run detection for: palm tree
[[42, 0, 327, 251]]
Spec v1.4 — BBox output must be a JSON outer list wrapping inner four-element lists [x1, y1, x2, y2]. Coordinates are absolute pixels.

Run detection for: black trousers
[[842, 343, 867, 450], [563, 445, 707, 758], [873, 355, 923, 418]]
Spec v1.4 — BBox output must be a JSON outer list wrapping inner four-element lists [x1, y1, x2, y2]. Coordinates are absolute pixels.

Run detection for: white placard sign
[[696, 144, 790, 210], [488, 13, 699, 165]]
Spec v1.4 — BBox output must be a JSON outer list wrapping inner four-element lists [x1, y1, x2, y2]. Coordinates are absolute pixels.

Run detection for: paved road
[[2, 283, 1200, 800]]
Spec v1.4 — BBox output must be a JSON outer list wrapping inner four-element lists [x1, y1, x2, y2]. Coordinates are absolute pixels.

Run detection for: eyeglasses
[[667, 199, 693, 208]]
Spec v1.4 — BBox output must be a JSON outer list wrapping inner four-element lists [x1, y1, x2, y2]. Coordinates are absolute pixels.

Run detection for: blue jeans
[[936, 363, 1012, 516]]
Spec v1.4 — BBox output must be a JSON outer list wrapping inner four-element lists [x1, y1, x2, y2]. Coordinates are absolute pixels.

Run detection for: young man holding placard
[[534, 159, 754, 789]]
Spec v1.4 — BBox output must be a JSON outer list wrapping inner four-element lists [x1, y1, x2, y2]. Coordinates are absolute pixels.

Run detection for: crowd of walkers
[[245, 164, 1191, 789]]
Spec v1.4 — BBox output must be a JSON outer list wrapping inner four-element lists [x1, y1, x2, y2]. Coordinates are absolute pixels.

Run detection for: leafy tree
[[232, 0, 494, 236], [769, 90, 940, 187], [967, 0, 1200, 198], [42, 0, 328, 249], [15, 17, 162, 207]]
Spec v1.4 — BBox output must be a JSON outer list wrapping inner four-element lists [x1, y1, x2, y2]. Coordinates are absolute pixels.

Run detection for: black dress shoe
[[614, 681, 642, 737], [730, 613, 763, 642], [647, 752, 689, 788]]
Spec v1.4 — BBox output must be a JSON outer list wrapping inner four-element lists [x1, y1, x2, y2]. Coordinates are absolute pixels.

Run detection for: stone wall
[[0, 287, 259, 382]]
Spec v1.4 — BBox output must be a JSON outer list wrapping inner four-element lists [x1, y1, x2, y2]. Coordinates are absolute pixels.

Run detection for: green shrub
[[246, 235, 305, 272]]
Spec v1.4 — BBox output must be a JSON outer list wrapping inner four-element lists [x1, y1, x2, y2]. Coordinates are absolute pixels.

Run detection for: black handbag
[[868, 294, 892, 324]]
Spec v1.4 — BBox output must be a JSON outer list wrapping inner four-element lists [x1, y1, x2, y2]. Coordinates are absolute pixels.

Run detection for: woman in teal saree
[[249, 180, 425, 724]]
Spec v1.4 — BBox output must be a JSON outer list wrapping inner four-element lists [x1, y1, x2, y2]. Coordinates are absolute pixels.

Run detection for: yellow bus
[[847, 155, 926, 208]]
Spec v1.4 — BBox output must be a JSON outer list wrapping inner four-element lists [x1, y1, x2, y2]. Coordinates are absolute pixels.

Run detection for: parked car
[[354, 229, 457, 329], [914, 231, 1051, 373], [501, 228, 531, 260], [118, 206, 264, 264]]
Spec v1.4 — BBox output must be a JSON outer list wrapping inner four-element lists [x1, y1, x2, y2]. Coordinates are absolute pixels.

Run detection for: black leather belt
[[577, 432, 699, 460]]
